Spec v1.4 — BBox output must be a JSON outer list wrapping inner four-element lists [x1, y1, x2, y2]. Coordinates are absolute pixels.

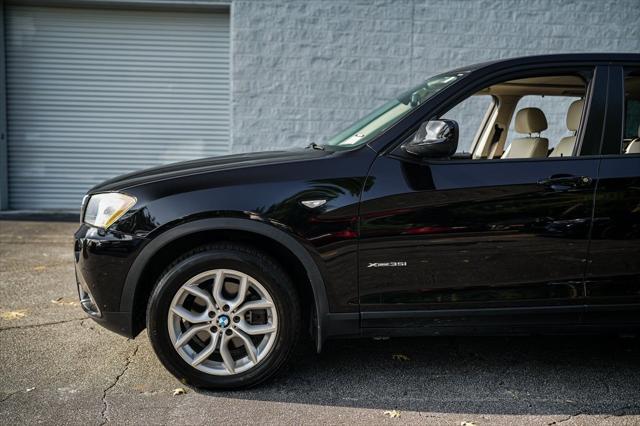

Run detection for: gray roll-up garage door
[[5, 5, 230, 210]]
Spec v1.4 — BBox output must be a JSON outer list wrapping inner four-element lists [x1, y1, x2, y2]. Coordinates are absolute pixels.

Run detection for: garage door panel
[[6, 5, 230, 210]]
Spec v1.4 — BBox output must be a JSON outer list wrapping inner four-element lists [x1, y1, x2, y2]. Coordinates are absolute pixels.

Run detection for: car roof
[[447, 53, 640, 75]]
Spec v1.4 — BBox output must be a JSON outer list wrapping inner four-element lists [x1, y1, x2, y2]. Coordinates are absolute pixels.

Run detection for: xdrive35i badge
[[367, 262, 407, 268]]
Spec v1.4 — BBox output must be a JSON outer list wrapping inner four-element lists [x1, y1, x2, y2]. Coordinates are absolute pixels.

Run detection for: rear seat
[[550, 99, 583, 157]]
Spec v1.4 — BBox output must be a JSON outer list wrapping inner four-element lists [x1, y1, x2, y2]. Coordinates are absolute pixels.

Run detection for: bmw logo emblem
[[217, 315, 230, 328]]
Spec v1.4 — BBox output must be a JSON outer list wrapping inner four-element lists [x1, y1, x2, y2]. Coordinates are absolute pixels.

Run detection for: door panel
[[359, 156, 599, 327], [583, 65, 640, 325], [585, 157, 640, 311]]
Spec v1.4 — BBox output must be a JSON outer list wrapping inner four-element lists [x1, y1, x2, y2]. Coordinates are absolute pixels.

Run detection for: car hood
[[90, 148, 333, 193]]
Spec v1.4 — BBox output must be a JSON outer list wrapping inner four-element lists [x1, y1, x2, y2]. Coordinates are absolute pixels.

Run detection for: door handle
[[537, 174, 593, 191]]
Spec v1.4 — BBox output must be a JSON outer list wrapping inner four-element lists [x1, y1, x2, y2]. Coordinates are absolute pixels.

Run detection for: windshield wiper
[[306, 142, 325, 150]]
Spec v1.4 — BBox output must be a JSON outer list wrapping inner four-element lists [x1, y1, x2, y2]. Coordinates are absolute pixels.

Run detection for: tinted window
[[626, 99, 640, 138], [622, 71, 640, 154]]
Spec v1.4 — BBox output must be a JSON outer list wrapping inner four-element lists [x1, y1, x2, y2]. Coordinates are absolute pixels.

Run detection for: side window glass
[[504, 95, 582, 155], [441, 95, 494, 154], [422, 74, 590, 161], [624, 72, 640, 154]]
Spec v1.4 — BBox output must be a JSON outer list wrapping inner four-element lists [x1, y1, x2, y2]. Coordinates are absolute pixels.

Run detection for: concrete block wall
[[230, 0, 640, 153]]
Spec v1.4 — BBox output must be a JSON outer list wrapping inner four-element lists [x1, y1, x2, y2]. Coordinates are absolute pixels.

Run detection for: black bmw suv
[[75, 54, 640, 389]]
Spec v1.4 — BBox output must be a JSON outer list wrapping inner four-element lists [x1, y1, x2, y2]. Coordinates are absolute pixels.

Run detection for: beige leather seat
[[502, 108, 549, 159], [625, 125, 640, 154], [550, 99, 584, 157]]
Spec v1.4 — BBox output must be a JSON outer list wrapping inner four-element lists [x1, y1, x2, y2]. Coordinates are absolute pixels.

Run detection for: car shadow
[[200, 335, 640, 416]]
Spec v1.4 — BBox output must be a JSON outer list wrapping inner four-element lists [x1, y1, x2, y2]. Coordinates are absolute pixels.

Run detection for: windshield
[[325, 71, 469, 148]]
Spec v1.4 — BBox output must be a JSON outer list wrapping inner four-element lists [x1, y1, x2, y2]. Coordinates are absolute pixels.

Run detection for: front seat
[[550, 99, 584, 157], [502, 107, 549, 159], [625, 125, 640, 154]]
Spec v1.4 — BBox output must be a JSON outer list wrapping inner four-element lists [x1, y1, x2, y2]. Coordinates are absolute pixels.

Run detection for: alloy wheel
[[167, 269, 279, 376]]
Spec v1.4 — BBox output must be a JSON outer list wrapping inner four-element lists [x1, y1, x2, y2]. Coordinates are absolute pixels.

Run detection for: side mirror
[[402, 119, 459, 158]]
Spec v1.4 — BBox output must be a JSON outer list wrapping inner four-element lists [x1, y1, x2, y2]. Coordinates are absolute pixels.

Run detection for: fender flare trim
[[120, 218, 330, 351]]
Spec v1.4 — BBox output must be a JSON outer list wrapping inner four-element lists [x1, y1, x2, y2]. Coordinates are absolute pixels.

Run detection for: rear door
[[584, 65, 640, 326]]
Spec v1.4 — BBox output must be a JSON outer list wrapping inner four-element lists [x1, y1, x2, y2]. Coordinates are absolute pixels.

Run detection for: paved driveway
[[1, 220, 639, 425]]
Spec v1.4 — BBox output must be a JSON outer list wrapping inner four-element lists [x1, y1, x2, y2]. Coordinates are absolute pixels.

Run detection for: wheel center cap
[[217, 314, 230, 328]]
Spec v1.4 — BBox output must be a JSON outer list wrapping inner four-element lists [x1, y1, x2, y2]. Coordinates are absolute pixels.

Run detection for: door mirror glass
[[402, 119, 459, 158]]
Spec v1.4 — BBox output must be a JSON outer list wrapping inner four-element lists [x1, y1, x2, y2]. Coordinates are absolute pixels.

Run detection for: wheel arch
[[121, 218, 330, 352]]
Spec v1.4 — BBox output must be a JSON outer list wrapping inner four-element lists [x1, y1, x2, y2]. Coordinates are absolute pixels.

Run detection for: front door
[[358, 66, 608, 331]]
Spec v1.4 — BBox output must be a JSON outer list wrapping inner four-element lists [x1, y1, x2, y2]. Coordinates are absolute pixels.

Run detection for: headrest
[[515, 108, 547, 134], [566, 99, 584, 132]]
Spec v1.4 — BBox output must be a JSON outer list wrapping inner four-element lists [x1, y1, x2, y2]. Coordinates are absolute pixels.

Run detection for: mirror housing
[[402, 119, 459, 158]]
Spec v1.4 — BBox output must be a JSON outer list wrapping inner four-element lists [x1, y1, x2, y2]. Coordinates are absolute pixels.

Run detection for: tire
[[146, 243, 300, 390]]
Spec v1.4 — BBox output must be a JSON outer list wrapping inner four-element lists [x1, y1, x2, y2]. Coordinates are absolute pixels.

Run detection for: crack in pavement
[[603, 405, 640, 418], [0, 317, 85, 332], [0, 390, 20, 404], [547, 411, 583, 425], [99, 343, 139, 425]]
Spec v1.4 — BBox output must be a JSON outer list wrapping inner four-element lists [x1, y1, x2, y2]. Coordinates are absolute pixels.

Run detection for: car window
[[426, 73, 590, 160], [626, 99, 640, 137], [623, 72, 640, 154], [442, 95, 494, 154], [325, 70, 470, 148]]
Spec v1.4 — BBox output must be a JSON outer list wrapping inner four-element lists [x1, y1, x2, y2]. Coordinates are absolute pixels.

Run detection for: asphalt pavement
[[1, 220, 639, 425]]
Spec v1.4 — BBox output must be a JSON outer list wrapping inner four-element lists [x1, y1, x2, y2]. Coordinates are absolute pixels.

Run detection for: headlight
[[83, 193, 137, 229]]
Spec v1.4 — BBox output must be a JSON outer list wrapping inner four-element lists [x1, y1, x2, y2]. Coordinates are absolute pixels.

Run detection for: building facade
[[0, 0, 639, 211]]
